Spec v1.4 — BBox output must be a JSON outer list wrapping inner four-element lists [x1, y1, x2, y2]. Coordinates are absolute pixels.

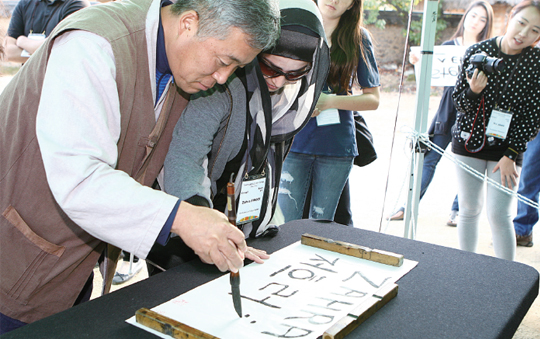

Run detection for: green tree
[[380, 0, 421, 25], [408, 1, 448, 45], [363, 0, 447, 45], [364, 0, 387, 30]]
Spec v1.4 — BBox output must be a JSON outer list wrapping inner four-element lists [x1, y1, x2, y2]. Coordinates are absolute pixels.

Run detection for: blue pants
[[514, 136, 540, 237], [278, 152, 353, 222], [420, 133, 459, 211], [0, 313, 27, 335]]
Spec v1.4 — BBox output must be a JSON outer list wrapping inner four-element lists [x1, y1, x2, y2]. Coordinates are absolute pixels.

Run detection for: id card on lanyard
[[23, 1, 63, 57], [486, 108, 513, 140], [236, 173, 266, 225], [316, 108, 340, 126], [484, 38, 522, 142], [315, 93, 340, 126]]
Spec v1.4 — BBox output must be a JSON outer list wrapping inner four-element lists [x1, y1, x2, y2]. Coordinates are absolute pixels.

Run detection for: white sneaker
[[112, 259, 144, 285]]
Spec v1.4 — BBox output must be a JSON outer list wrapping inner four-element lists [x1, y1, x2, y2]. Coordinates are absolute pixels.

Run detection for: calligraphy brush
[[227, 174, 242, 318]]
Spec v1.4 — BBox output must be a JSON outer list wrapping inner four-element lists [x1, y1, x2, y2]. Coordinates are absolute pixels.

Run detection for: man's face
[[166, 11, 261, 94]]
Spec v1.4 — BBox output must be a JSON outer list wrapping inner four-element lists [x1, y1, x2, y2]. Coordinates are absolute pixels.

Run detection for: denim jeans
[[514, 136, 540, 237], [420, 133, 459, 211], [302, 179, 354, 226], [334, 179, 354, 226], [278, 152, 353, 222]]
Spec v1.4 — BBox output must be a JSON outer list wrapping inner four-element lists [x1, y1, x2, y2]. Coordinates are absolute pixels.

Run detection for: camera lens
[[484, 57, 505, 74]]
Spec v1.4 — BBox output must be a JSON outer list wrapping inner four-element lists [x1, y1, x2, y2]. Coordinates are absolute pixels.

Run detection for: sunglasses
[[258, 56, 311, 82]]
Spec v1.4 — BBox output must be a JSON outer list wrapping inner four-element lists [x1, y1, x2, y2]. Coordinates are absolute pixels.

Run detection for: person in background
[[278, 0, 380, 223], [389, 0, 493, 227], [0, 0, 279, 333], [451, 0, 540, 260], [514, 131, 540, 247], [152, 0, 330, 274], [513, 40, 540, 249], [389, 0, 494, 226], [5, 0, 89, 63]]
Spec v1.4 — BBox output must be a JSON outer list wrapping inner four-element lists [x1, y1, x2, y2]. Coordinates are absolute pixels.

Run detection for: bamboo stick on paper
[[301, 233, 404, 267], [135, 308, 219, 339]]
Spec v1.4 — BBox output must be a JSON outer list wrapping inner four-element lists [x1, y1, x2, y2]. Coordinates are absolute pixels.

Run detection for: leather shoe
[[516, 234, 533, 247]]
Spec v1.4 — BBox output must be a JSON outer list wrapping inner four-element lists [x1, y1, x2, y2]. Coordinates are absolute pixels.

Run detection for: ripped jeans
[[278, 152, 353, 222]]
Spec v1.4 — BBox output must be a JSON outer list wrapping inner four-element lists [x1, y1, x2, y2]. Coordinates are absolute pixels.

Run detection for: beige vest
[[0, 0, 187, 323]]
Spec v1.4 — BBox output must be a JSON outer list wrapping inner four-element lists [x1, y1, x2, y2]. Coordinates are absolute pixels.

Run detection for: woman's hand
[[493, 156, 519, 189], [312, 93, 331, 117], [312, 92, 333, 117], [467, 68, 488, 94], [244, 247, 270, 264], [409, 51, 420, 65]]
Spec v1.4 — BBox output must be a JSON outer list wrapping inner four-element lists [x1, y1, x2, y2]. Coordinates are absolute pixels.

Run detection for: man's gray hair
[[171, 0, 281, 51]]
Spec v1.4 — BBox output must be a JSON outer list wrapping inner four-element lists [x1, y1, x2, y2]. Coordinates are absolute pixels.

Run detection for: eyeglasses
[[258, 56, 311, 82]]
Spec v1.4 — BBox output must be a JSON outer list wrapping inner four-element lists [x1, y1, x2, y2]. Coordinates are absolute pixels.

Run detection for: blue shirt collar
[[156, 0, 173, 76]]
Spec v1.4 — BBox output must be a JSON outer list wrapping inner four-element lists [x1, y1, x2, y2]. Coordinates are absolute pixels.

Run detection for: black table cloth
[[2, 220, 538, 339]]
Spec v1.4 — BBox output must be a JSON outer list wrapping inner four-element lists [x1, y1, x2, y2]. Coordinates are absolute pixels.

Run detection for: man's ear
[[178, 10, 199, 36]]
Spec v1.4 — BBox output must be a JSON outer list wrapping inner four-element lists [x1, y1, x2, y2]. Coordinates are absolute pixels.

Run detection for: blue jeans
[[420, 133, 459, 211], [514, 136, 540, 237], [278, 152, 353, 222]]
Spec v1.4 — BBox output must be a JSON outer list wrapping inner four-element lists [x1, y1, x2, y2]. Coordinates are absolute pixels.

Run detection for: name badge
[[236, 174, 266, 225], [486, 108, 513, 140], [21, 33, 46, 57], [316, 108, 340, 126]]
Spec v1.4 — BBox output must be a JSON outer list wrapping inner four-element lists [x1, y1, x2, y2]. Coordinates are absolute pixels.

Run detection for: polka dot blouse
[[452, 37, 540, 162]]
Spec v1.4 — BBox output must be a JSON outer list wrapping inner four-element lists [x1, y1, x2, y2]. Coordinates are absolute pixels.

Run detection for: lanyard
[[464, 97, 486, 153], [464, 38, 525, 153], [29, 0, 63, 35], [494, 37, 526, 107]]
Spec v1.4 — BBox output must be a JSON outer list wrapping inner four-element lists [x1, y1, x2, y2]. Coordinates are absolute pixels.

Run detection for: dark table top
[[2, 220, 538, 339]]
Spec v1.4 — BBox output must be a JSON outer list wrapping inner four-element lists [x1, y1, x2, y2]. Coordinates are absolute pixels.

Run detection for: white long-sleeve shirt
[[35, 0, 178, 258]]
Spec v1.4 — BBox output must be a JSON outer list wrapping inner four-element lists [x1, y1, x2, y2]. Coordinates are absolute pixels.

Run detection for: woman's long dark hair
[[450, 0, 494, 42], [324, 0, 367, 93]]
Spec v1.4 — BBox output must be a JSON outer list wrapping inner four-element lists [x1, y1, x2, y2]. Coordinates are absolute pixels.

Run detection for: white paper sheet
[[316, 108, 340, 126], [411, 45, 466, 87], [127, 241, 417, 338]]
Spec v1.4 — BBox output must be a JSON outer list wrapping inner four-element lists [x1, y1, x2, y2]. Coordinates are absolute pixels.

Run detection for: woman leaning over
[[452, 0, 540, 260], [389, 0, 494, 225]]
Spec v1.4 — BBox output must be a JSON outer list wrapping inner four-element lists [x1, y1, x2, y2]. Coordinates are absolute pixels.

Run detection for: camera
[[465, 51, 505, 78]]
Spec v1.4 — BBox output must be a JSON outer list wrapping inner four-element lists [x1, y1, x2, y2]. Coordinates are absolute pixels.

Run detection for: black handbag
[[353, 112, 377, 167]]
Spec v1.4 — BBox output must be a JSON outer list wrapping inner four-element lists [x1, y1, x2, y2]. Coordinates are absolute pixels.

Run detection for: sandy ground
[[0, 72, 538, 338]]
